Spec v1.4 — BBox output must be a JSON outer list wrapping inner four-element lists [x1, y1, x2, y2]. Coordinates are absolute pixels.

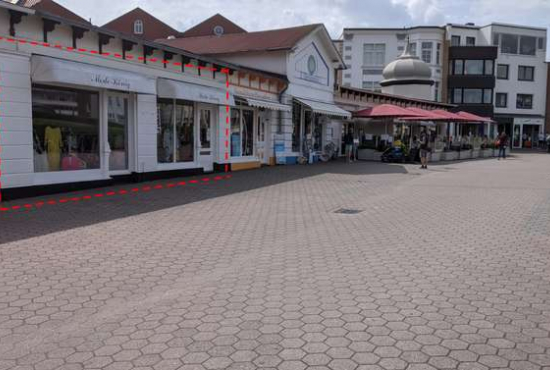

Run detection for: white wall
[[341, 28, 444, 101], [0, 52, 33, 189], [215, 51, 287, 76]]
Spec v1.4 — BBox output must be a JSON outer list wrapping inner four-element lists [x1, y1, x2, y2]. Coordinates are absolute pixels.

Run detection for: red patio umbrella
[[400, 107, 454, 121], [431, 110, 471, 122], [353, 104, 425, 119], [456, 111, 494, 123]]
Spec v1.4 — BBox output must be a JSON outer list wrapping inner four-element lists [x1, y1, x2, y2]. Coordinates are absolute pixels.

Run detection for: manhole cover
[[334, 208, 364, 215]]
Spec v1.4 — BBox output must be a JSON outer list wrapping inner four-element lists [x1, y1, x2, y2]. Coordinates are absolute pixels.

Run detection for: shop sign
[[91, 74, 132, 90], [514, 117, 544, 126]]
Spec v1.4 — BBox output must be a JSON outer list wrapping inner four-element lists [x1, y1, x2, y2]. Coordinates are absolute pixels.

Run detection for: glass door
[[198, 106, 214, 172], [107, 94, 129, 172]]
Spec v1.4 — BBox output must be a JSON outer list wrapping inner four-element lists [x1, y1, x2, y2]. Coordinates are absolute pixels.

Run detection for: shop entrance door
[[256, 111, 267, 164], [198, 106, 214, 172], [107, 93, 131, 174]]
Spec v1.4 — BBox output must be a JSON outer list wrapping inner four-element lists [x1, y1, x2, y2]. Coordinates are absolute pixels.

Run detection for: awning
[[158, 78, 235, 106], [295, 98, 351, 118], [238, 96, 291, 112], [31, 55, 156, 94]]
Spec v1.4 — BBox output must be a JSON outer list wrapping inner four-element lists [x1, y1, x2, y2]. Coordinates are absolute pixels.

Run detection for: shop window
[[518, 65, 534, 81], [199, 110, 211, 149], [500, 34, 519, 54], [464, 60, 484, 75], [134, 20, 144, 35], [231, 107, 254, 157], [451, 35, 461, 46], [466, 37, 476, 46], [108, 95, 129, 171], [292, 103, 301, 152], [519, 35, 537, 55], [313, 115, 323, 152], [363, 43, 385, 66], [516, 94, 533, 109], [496, 93, 508, 108], [32, 85, 100, 172], [421, 42, 432, 64], [497, 64, 509, 79], [157, 99, 194, 163]]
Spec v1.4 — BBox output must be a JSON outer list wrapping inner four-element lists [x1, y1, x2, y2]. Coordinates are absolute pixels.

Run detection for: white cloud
[[391, 0, 445, 24]]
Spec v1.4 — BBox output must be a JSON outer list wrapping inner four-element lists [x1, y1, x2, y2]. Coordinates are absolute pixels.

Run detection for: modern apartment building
[[340, 27, 445, 101], [340, 23, 549, 146]]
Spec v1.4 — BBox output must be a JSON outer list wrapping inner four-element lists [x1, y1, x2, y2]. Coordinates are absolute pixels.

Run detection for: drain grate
[[334, 208, 364, 215]]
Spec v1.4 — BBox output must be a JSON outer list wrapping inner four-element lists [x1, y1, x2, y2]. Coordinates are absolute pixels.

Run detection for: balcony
[[449, 46, 498, 59], [448, 74, 495, 89]]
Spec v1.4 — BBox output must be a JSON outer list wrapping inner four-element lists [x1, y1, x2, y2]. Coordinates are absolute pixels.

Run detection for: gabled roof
[[102, 7, 180, 41], [15, 0, 88, 24], [180, 13, 246, 38], [158, 24, 322, 55]]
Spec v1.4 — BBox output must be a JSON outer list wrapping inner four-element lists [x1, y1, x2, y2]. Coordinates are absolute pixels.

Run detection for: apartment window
[[466, 37, 476, 46], [434, 81, 440, 102], [363, 68, 384, 75], [344, 46, 352, 51], [463, 89, 483, 104], [453, 89, 462, 104], [464, 60, 484, 75], [497, 64, 509, 79], [483, 89, 493, 104], [436, 43, 441, 65], [134, 20, 144, 35], [519, 35, 537, 55], [537, 37, 546, 50], [157, 99, 195, 163], [363, 43, 385, 66], [495, 93, 508, 108], [410, 42, 417, 56], [421, 42, 432, 64], [517, 94, 533, 109], [396, 33, 407, 41], [484, 60, 494, 75], [362, 81, 381, 92], [492, 33, 500, 46], [452, 88, 493, 104], [343, 33, 353, 41], [451, 35, 461, 46], [518, 66, 535, 81], [397, 46, 404, 53], [453, 59, 464, 75], [501, 34, 519, 54], [344, 73, 351, 79], [344, 55, 352, 60]]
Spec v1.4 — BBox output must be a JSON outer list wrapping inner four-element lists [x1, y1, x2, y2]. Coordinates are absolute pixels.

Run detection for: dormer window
[[134, 20, 144, 35]]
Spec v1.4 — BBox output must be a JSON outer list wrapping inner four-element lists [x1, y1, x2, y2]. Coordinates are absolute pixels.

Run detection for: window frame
[[362, 43, 386, 67], [133, 19, 144, 35], [466, 37, 476, 46], [451, 35, 461, 46], [518, 65, 535, 81], [495, 93, 508, 108], [516, 94, 534, 109], [231, 105, 256, 158], [496, 64, 509, 80]]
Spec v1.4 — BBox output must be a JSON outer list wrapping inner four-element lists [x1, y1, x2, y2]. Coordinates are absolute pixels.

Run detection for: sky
[[56, 0, 550, 57]]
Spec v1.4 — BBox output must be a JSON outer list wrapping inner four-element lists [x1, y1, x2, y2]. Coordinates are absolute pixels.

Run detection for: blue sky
[[56, 0, 550, 59]]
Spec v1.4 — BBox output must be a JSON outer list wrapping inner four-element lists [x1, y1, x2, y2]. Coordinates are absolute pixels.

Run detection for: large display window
[[32, 85, 100, 172], [108, 95, 129, 171], [230, 106, 254, 158], [157, 99, 195, 163]]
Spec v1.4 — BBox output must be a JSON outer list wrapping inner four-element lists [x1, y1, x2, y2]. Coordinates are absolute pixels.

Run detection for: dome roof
[[380, 42, 433, 87]]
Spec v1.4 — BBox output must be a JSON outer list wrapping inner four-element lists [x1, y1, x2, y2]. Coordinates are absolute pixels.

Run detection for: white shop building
[[0, 3, 287, 199], [161, 16, 351, 164]]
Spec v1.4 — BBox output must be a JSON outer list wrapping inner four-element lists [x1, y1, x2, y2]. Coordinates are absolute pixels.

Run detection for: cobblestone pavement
[[1, 154, 550, 370]]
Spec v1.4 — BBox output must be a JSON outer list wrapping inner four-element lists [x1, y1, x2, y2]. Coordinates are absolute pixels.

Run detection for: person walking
[[498, 131, 509, 160], [419, 129, 430, 169], [344, 130, 354, 163]]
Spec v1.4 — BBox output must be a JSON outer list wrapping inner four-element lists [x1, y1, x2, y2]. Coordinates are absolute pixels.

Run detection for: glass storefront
[[32, 85, 100, 172], [230, 106, 255, 157], [157, 99, 195, 163], [108, 95, 129, 171]]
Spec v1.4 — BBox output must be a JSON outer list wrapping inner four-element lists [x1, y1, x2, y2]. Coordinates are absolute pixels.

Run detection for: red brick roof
[[159, 24, 321, 55], [16, 0, 89, 24], [180, 14, 246, 38], [102, 7, 180, 41]]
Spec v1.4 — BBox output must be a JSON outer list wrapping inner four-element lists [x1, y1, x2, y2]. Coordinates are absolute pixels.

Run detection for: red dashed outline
[[0, 34, 235, 208], [0, 174, 232, 213]]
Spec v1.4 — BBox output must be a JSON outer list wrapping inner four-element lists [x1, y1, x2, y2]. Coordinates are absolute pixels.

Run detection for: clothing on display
[[45, 126, 62, 171]]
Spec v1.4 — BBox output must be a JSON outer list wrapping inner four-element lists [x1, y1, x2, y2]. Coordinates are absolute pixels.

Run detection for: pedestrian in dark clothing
[[344, 131, 354, 163], [498, 132, 508, 160]]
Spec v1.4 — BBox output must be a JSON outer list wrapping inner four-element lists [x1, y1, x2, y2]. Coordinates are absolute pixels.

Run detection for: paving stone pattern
[[1, 154, 550, 370]]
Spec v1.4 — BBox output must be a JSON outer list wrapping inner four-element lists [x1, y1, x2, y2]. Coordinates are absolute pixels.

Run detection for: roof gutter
[[0, 1, 35, 14]]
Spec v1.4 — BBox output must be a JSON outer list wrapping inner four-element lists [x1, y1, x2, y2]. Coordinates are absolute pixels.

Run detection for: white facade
[[0, 4, 288, 193], [340, 27, 445, 102]]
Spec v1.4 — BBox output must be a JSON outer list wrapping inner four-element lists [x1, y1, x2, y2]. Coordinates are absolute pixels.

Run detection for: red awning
[[353, 104, 425, 119], [400, 107, 454, 121], [431, 110, 471, 122], [456, 111, 495, 123]]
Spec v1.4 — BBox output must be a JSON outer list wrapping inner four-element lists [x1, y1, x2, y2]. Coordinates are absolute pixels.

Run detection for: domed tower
[[380, 39, 434, 100]]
